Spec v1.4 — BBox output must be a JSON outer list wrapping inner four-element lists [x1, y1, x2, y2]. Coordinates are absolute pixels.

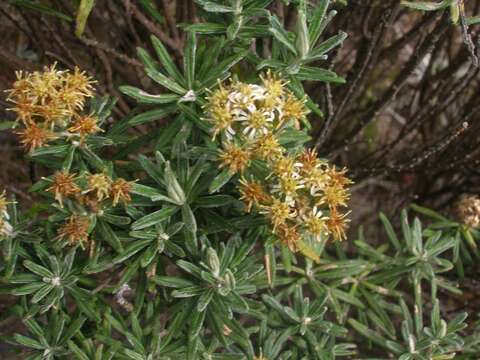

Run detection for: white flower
[[228, 84, 266, 109], [235, 106, 275, 139]]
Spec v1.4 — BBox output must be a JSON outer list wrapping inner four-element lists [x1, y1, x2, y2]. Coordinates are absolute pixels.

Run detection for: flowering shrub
[[1, 1, 480, 359], [205, 75, 351, 260]]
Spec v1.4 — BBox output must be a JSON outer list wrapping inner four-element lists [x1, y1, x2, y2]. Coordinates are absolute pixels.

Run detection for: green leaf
[[128, 106, 176, 126], [153, 276, 194, 288], [11, 282, 45, 296], [308, 0, 330, 46], [295, 66, 345, 83], [172, 286, 204, 298], [194, 195, 236, 208], [197, 1, 234, 12], [14, 334, 44, 350], [401, 0, 455, 11], [139, 0, 164, 24], [146, 68, 186, 95], [184, 31, 197, 89], [119, 86, 179, 104], [11, 0, 72, 21], [131, 206, 178, 230], [150, 35, 184, 84], [308, 31, 347, 60], [31, 284, 54, 304], [113, 240, 151, 264], [75, 0, 95, 37], [379, 212, 401, 251], [182, 204, 197, 234], [269, 15, 297, 55], [197, 288, 214, 312], [23, 260, 53, 278], [209, 169, 233, 194]]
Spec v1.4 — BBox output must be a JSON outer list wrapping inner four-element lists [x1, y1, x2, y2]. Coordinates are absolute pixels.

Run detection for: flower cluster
[[47, 172, 134, 210], [46, 172, 134, 248], [205, 73, 351, 259], [6, 64, 100, 151], [456, 195, 480, 228], [0, 190, 13, 238]]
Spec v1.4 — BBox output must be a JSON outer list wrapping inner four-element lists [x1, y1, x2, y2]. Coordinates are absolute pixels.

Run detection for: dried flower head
[[275, 223, 301, 251], [218, 143, 251, 174], [16, 123, 56, 152], [85, 173, 112, 202], [456, 195, 480, 228], [238, 178, 269, 212], [47, 172, 81, 206], [6, 64, 99, 164], [58, 215, 90, 247], [0, 190, 13, 221], [68, 115, 103, 141], [326, 209, 350, 241], [110, 178, 134, 206]]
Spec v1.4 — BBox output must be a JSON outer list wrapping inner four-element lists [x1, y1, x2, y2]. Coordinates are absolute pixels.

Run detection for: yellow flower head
[[206, 82, 230, 108], [326, 166, 352, 188], [63, 67, 95, 99], [110, 178, 134, 206], [238, 178, 269, 212], [261, 198, 297, 230], [16, 123, 56, 152], [209, 105, 235, 140], [254, 132, 283, 161], [47, 172, 81, 206], [218, 143, 251, 174], [275, 223, 301, 251], [6, 64, 95, 127], [260, 70, 286, 99], [274, 176, 303, 199], [272, 155, 297, 177], [68, 114, 103, 141], [297, 149, 326, 173], [280, 93, 308, 129], [86, 173, 112, 202], [326, 209, 350, 241], [320, 182, 350, 209], [303, 208, 328, 237], [58, 215, 90, 247]]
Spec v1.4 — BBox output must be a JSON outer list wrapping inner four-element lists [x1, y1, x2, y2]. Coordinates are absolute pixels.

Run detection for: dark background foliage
[[1, 0, 480, 358]]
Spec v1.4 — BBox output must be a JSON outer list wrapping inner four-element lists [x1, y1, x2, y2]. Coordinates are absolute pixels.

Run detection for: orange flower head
[[58, 215, 90, 247], [254, 132, 283, 162], [68, 115, 103, 141], [47, 172, 81, 206], [261, 198, 297, 230], [110, 178, 134, 206], [280, 93, 308, 129], [326, 209, 350, 241], [16, 123, 56, 152], [218, 143, 251, 174], [275, 223, 301, 251], [238, 178, 269, 212]]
